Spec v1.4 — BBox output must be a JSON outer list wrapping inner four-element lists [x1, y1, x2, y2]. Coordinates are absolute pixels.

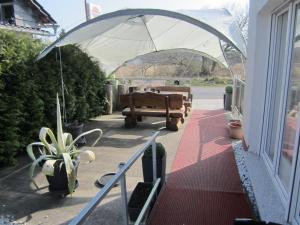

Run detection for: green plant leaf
[[29, 155, 57, 189], [26, 142, 45, 161], [62, 153, 76, 194], [63, 132, 74, 153], [39, 127, 58, 155], [64, 132, 73, 145], [67, 129, 103, 153], [56, 94, 65, 154]]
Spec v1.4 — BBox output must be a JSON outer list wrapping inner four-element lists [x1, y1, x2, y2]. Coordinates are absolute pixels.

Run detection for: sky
[[38, 0, 249, 32]]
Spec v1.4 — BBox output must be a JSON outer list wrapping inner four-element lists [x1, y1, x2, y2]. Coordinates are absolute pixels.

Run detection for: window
[[0, 3, 14, 24]]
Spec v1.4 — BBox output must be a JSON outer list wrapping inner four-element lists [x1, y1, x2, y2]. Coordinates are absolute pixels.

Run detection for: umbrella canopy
[[37, 8, 246, 75]]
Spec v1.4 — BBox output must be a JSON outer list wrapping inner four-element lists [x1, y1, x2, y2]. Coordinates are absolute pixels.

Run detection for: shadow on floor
[[62, 192, 132, 225]]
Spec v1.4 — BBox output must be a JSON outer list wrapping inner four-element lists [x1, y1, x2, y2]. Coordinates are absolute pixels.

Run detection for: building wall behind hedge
[[0, 30, 107, 166]]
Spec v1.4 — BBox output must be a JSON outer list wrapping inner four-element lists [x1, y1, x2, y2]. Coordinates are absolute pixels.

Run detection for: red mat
[[149, 110, 253, 225]]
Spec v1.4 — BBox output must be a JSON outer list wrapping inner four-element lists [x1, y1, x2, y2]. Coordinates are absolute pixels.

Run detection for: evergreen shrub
[[0, 30, 107, 166]]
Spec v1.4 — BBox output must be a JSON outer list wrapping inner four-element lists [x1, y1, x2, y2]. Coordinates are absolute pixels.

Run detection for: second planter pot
[[228, 120, 243, 139], [142, 145, 166, 193], [64, 121, 86, 146], [128, 182, 153, 222]]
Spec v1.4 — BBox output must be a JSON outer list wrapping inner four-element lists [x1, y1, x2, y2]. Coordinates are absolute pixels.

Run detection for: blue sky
[[38, 0, 248, 32]]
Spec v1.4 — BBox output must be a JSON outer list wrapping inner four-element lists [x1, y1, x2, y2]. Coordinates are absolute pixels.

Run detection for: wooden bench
[[121, 92, 185, 131], [155, 86, 193, 116]]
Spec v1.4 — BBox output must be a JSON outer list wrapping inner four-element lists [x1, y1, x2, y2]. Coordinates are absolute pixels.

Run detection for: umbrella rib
[[140, 15, 158, 52]]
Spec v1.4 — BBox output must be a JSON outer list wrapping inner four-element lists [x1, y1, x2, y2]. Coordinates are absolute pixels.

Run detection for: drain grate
[[96, 173, 120, 188]]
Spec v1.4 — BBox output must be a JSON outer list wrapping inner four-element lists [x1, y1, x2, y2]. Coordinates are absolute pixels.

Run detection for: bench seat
[[156, 86, 193, 116], [122, 107, 185, 118], [120, 92, 185, 131]]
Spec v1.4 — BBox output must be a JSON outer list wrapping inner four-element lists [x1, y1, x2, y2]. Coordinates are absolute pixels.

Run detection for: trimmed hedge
[[225, 85, 233, 94], [0, 30, 107, 166]]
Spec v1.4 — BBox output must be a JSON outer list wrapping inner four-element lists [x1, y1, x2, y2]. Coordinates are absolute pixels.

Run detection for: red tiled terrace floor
[[149, 109, 253, 225]]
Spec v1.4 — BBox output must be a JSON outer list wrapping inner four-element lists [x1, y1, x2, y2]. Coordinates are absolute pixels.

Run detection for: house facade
[[0, 0, 58, 36], [245, 0, 300, 224]]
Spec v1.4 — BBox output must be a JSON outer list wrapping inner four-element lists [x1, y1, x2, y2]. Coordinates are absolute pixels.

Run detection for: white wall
[[244, 0, 286, 154]]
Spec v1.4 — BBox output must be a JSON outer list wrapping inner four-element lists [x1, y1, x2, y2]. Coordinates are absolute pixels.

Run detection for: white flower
[[42, 160, 56, 176], [80, 150, 95, 163]]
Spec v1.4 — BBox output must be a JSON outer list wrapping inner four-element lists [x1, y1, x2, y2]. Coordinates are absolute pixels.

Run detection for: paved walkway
[[0, 115, 189, 225], [0, 87, 227, 225], [149, 110, 253, 225]]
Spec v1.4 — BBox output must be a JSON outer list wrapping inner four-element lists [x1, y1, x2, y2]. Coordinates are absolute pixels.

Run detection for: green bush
[[0, 31, 44, 166], [37, 45, 107, 126], [0, 30, 107, 167], [225, 85, 233, 94], [143, 142, 166, 158]]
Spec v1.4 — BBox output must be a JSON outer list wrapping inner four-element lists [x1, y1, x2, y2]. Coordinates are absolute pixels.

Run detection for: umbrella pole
[[58, 47, 67, 123]]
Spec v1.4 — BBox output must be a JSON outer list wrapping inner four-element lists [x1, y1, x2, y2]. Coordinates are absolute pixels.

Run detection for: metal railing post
[[68, 131, 160, 225], [152, 141, 157, 183], [119, 162, 129, 225]]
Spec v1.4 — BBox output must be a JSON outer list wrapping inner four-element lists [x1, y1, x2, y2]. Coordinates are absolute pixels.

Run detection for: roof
[[37, 8, 246, 75], [27, 0, 57, 24]]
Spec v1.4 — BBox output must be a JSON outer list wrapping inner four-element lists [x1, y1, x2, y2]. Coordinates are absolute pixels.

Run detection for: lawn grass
[[190, 77, 233, 87]]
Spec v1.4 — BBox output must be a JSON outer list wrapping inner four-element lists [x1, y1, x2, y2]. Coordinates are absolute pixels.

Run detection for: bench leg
[[185, 106, 191, 117], [181, 117, 185, 124], [167, 118, 181, 131], [124, 116, 137, 128], [137, 115, 143, 122]]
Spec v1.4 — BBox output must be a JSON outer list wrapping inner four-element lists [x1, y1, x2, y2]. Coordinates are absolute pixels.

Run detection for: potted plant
[[26, 94, 103, 195], [142, 142, 166, 192], [64, 96, 89, 146], [224, 85, 233, 111], [64, 120, 86, 146]]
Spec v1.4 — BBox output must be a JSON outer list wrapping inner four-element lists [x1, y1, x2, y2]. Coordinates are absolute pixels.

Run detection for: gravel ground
[[232, 141, 260, 220], [0, 215, 22, 225]]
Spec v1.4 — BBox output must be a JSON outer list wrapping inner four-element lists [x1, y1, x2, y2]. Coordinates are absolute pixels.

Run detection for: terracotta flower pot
[[228, 120, 243, 139]]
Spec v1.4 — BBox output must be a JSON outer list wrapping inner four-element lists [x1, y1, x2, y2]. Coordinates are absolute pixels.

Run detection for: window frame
[[0, 2, 14, 23]]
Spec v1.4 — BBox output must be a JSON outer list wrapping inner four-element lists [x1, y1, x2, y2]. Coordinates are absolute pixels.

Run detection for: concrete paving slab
[[0, 114, 189, 225]]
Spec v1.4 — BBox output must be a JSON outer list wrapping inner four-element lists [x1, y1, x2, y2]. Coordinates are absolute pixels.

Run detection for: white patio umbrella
[[37, 8, 246, 75]]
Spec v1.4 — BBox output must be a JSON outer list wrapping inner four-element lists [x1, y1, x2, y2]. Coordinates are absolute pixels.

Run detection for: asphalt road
[[191, 86, 225, 99], [191, 87, 224, 110]]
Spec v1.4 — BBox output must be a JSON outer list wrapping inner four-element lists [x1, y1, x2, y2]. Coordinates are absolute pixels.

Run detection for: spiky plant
[[26, 94, 103, 194]]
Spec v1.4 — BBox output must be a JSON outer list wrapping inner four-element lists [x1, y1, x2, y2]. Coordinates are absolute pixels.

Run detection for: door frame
[[286, 1, 300, 223], [260, 1, 300, 221]]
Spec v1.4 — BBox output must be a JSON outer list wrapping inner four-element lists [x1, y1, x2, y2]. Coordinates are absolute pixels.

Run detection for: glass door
[[264, 10, 289, 167], [278, 4, 300, 193], [282, 5, 300, 223], [263, 2, 300, 223]]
